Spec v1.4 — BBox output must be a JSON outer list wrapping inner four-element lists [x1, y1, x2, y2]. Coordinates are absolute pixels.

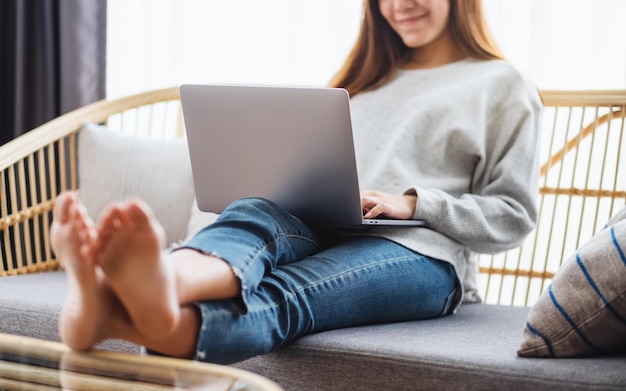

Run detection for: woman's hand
[[360, 190, 417, 220]]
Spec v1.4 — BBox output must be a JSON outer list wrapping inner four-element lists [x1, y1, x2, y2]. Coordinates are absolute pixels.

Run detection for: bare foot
[[51, 192, 115, 351], [95, 199, 180, 338]]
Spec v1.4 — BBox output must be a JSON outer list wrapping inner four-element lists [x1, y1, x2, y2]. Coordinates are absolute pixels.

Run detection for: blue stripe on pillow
[[576, 253, 626, 326], [611, 226, 626, 266], [549, 285, 602, 353], [525, 321, 555, 357]]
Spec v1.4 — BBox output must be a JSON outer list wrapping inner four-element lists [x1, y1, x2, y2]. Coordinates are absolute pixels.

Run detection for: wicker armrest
[[0, 87, 182, 276]]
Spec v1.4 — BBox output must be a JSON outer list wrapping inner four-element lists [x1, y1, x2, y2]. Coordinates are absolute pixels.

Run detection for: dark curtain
[[0, 0, 107, 146]]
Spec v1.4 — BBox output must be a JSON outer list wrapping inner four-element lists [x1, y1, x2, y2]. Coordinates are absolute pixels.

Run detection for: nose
[[392, 0, 417, 11]]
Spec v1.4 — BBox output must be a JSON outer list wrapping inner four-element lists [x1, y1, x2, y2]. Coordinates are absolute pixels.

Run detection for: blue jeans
[[179, 197, 458, 364]]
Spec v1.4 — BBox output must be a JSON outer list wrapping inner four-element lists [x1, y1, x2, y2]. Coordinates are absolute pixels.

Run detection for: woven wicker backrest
[[0, 87, 181, 276], [1, 88, 626, 309], [479, 91, 626, 305]]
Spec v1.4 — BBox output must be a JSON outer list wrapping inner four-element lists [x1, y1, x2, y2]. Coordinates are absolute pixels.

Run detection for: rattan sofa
[[1, 87, 625, 390]]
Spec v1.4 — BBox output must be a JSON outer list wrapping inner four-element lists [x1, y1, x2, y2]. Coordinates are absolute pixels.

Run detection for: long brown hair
[[330, 0, 504, 96]]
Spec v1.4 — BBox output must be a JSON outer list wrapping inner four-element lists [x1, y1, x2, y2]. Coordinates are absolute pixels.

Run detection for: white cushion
[[185, 198, 220, 242], [78, 122, 194, 245]]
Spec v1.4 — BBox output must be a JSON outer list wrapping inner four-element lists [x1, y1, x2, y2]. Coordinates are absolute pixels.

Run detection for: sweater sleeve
[[410, 83, 543, 255]]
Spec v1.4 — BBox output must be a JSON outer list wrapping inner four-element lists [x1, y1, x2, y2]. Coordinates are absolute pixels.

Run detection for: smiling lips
[[397, 13, 428, 27]]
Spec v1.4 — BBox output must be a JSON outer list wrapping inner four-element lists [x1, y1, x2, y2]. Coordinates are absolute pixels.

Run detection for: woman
[[51, 0, 542, 364]]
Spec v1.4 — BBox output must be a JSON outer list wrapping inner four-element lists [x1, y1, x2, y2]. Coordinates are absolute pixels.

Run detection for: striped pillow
[[517, 214, 626, 358]]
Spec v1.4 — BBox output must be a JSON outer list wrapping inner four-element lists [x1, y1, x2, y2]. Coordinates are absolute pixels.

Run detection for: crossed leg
[[51, 192, 241, 358]]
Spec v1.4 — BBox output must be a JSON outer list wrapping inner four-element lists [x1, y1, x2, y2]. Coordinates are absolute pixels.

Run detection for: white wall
[[107, 0, 626, 98], [483, 0, 626, 90], [106, 0, 363, 98]]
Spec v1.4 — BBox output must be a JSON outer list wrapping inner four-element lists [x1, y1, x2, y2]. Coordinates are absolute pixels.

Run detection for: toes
[[54, 192, 78, 224], [95, 200, 156, 253], [79, 242, 95, 262], [99, 204, 125, 235], [101, 199, 154, 231], [78, 226, 96, 248], [54, 192, 95, 233], [75, 203, 95, 227], [124, 199, 153, 228]]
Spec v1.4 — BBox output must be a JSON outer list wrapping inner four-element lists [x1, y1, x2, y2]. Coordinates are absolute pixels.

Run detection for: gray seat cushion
[[234, 305, 626, 391], [2, 271, 625, 390], [0, 270, 140, 353]]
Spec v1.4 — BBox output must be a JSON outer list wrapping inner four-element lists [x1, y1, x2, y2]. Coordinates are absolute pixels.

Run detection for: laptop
[[180, 84, 425, 227]]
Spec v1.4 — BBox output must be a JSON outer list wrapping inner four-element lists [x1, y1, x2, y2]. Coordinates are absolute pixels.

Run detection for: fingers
[[361, 191, 391, 219], [360, 191, 417, 220], [360, 190, 384, 206], [363, 201, 389, 219]]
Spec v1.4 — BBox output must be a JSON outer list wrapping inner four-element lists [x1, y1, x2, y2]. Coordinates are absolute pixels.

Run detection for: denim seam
[[230, 233, 322, 306], [237, 233, 322, 277], [245, 254, 419, 312], [176, 233, 321, 281], [295, 254, 418, 292]]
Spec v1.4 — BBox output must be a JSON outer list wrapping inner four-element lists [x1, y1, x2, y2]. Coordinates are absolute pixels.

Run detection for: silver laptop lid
[[180, 84, 365, 226]]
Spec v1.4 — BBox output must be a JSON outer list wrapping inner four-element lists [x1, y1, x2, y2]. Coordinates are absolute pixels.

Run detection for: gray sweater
[[349, 58, 543, 306]]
